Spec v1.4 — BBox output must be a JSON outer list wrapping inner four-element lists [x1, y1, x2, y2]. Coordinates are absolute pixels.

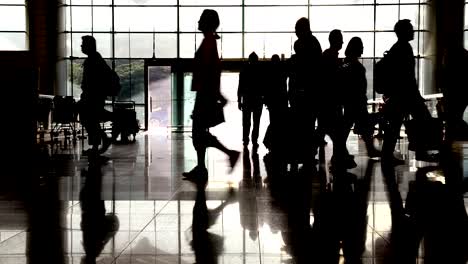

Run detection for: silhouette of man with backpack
[[79, 35, 112, 157], [380, 20, 434, 163]]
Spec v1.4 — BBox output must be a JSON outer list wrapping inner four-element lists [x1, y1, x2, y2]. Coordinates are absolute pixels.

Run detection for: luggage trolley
[[111, 101, 140, 143]]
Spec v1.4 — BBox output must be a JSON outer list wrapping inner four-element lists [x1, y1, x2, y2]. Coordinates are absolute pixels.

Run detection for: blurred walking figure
[[341, 37, 381, 158], [183, 9, 240, 181], [238, 51, 264, 151]]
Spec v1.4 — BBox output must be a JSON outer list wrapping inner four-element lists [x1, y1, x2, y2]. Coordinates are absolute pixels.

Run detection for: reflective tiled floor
[[2, 121, 468, 263]]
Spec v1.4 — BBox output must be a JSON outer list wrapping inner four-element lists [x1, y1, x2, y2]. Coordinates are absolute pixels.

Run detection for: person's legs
[[242, 107, 252, 146], [183, 118, 208, 179], [382, 100, 405, 161], [251, 104, 263, 149], [354, 105, 380, 157], [205, 130, 240, 170]]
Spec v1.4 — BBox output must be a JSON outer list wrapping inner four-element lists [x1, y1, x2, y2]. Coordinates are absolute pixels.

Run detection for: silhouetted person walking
[[183, 9, 240, 181], [318, 29, 343, 147], [319, 29, 350, 169], [289, 17, 322, 165], [238, 52, 264, 150], [79, 35, 111, 157], [263, 54, 288, 152], [380, 20, 432, 163], [342, 37, 381, 158]]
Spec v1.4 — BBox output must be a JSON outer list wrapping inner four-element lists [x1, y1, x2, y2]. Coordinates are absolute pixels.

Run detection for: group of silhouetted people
[[77, 9, 454, 178]]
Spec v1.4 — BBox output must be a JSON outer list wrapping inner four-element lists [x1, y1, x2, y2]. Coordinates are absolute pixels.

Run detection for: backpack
[[108, 68, 121, 97], [102, 60, 121, 97], [373, 51, 393, 95]]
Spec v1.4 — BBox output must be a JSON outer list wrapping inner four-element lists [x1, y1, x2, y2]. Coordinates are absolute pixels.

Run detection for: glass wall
[[0, 1, 27, 50], [60, 0, 431, 116]]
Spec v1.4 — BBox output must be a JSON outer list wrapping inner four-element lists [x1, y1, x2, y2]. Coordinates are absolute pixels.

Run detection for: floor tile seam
[[110, 187, 182, 263]]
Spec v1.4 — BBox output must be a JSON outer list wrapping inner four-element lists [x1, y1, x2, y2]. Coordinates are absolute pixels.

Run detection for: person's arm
[[237, 71, 244, 110]]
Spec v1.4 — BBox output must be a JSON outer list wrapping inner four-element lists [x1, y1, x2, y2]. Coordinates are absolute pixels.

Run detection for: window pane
[[2, 0, 25, 3], [70, 59, 84, 98], [179, 0, 241, 5], [114, 7, 177, 32], [155, 34, 177, 58], [56, 59, 69, 95], [419, 58, 434, 95], [245, 0, 307, 5], [65, 33, 71, 57], [465, 31, 468, 49], [114, 0, 176, 5], [93, 7, 112, 31], [399, 5, 420, 28], [0, 6, 26, 31], [0, 33, 27, 50], [309, 6, 374, 31], [245, 7, 307, 32], [218, 33, 242, 59], [71, 33, 87, 57], [376, 5, 399, 31], [179, 33, 203, 58], [245, 33, 296, 59], [362, 58, 374, 100], [466, 4, 468, 29], [116, 33, 152, 58], [94, 33, 112, 58], [375, 32, 397, 57], [179, 7, 242, 32], [71, 7, 92, 31], [114, 59, 145, 105]]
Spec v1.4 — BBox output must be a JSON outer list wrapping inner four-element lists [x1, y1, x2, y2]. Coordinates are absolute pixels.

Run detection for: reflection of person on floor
[[183, 9, 240, 181], [190, 180, 235, 264], [80, 161, 119, 264], [79, 35, 112, 157], [239, 151, 260, 241], [238, 52, 264, 150]]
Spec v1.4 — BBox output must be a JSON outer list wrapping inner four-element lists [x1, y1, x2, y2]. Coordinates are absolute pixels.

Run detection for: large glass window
[[0, 2, 27, 50], [61, 1, 432, 110]]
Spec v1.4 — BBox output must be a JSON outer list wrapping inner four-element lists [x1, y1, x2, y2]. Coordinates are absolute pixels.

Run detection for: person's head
[[295, 17, 311, 39], [271, 54, 280, 63], [329, 29, 343, 50], [248, 52, 258, 63], [394, 19, 414, 41], [293, 39, 305, 55], [81, 35, 96, 55], [345, 37, 364, 58], [198, 9, 220, 35]]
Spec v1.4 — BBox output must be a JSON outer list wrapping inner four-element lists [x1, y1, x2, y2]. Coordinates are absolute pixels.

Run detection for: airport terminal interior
[[0, 0, 467, 263]]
